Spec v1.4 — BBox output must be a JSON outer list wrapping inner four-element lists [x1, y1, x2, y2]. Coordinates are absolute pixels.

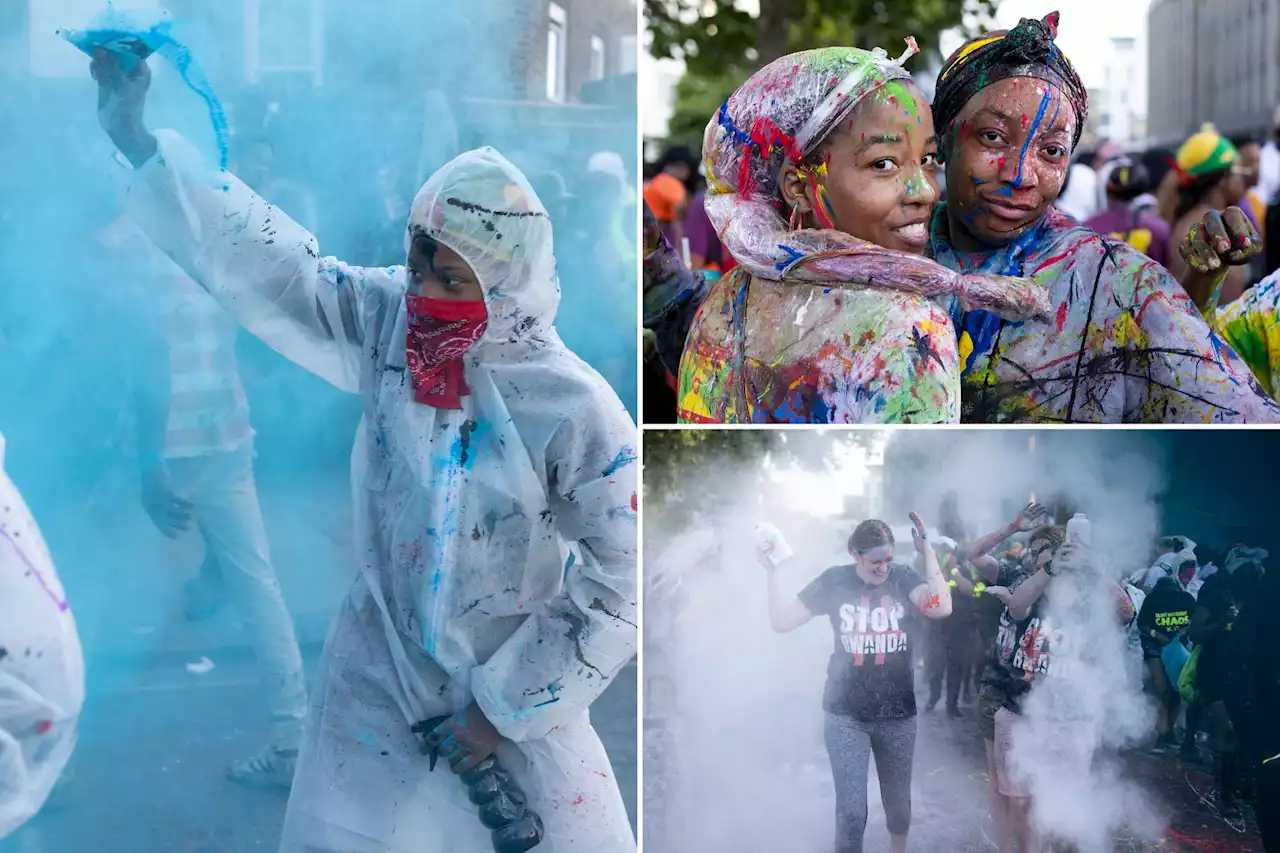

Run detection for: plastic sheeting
[[122, 131, 637, 851], [670, 46, 1050, 424], [0, 435, 84, 840], [700, 45, 1048, 317]]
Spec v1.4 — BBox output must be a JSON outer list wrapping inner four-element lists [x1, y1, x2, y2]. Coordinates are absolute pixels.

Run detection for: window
[[589, 35, 606, 81], [546, 2, 567, 101], [245, 0, 324, 86], [619, 34, 638, 74]]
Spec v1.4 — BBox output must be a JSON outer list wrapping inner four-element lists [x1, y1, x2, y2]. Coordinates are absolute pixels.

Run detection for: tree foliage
[[646, 0, 1000, 148], [642, 429, 879, 532]]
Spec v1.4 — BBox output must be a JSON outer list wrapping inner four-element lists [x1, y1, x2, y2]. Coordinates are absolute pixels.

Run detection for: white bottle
[[1066, 513, 1091, 547], [755, 522, 794, 568]]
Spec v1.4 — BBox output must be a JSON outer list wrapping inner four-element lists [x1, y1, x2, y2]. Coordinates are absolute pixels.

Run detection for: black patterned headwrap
[[933, 11, 1088, 155]]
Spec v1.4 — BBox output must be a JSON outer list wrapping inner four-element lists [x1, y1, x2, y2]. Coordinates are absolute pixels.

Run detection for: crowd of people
[[754, 501, 1278, 853], [642, 12, 1280, 425]]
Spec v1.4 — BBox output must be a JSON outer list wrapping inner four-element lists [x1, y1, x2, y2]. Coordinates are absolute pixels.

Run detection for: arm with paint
[[960, 501, 1047, 564], [94, 53, 396, 394], [1117, 243, 1280, 422], [470, 399, 637, 743], [907, 512, 952, 620], [643, 202, 709, 378], [1174, 207, 1259, 316]]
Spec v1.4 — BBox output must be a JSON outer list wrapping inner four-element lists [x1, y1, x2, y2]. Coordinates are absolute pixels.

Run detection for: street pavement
[[645, 684, 1264, 853], [1, 655, 635, 853]]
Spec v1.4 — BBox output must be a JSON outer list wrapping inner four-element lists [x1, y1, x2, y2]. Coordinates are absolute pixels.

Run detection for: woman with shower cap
[[0, 433, 84, 839], [92, 52, 636, 853], [650, 43, 1049, 423], [926, 12, 1279, 423], [649, 13, 1280, 423]]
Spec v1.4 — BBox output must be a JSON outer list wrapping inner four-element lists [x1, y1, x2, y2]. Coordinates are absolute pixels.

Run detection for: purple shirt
[[1085, 206, 1171, 267], [683, 191, 723, 269]]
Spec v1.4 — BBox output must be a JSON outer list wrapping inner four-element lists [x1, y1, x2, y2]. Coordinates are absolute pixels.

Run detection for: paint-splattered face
[[782, 80, 939, 255], [945, 76, 1076, 246], [853, 544, 895, 585], [407, 236, 484, 301]]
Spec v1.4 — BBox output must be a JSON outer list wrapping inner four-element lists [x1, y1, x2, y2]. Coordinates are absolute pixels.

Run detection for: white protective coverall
[[122, 131, 638, 852], [0, 434, 85, 838]]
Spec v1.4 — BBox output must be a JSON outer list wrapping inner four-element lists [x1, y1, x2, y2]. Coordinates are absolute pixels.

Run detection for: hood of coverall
[[407, 148, 560, 350]]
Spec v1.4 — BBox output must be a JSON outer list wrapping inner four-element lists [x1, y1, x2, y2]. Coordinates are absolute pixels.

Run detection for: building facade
[[1148, 0, 1280, 145]]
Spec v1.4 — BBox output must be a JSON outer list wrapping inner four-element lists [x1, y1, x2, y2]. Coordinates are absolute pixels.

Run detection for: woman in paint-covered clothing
[[644, 12, 1278, 424], [645, 44, 1048, 424], [761, 515, 953, 853], [927, 12, 1279, 423], [0, 434, 85, 838], [93, 52, 636, 853]]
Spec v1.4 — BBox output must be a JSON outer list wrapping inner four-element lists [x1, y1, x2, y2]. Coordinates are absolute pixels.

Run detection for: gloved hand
[[414, 717, 545, 852]]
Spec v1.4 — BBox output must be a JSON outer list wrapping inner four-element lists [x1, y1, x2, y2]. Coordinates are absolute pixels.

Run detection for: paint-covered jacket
[[673, 268, 960, 423], [643, 204, 960, 423], [1213, 272, 1280, 400], [931, 205, 1280, 423]]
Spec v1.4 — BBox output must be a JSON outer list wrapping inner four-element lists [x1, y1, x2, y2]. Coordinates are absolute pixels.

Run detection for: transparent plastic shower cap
[[793, 38, 920, 157]]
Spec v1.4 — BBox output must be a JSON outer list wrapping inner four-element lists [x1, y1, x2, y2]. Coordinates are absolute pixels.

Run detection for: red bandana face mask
[[404, 295, 488, 409]]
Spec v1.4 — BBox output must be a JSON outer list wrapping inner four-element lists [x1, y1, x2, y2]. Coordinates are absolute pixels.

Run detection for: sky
[[765, 432, 886, 517], [641, 0, 1153, 140]]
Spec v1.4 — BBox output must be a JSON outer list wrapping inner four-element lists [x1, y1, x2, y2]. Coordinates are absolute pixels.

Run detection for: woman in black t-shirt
[[761, 514, 954, 853]]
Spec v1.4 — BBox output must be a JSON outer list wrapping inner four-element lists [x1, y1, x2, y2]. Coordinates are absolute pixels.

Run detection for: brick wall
[[519, 0, 637, 103]]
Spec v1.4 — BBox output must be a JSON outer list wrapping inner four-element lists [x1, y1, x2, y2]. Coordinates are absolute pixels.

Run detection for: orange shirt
[[644, 172, 687, 223]]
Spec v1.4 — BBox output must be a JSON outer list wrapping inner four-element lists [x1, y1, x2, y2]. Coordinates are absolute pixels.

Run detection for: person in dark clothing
[[972, 522, 1063, 853], [1236, 564, 1280, 851], [1190, 561, 1265, 817], [1136, 575, 1195, 752], [760, 515, 954, 853]]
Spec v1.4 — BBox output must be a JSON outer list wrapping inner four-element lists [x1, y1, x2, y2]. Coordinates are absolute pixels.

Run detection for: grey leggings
[[823, 712, 917, 853]]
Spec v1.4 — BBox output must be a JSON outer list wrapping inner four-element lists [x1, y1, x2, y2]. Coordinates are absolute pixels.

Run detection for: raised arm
[[470, 388, 637, 743], [960, 501, 1047, 562], [1175, 206, 1258, 318], [907, 512, 953, 620], [94, 52, 398, 393], [1125, 236, 1280, 423]]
